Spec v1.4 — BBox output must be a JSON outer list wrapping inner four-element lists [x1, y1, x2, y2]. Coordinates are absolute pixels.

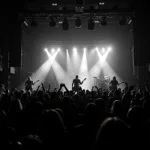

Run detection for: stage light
[[101, 16, 107, 26], [73, 47, 78, 58], [88, 17, 95, 30], [66, 49, 73, 88], [49, 17, 56, 27], [95, 47, 99, 51], [44, 48, 51, 58], [73, 47, 77, 51], [108, 47, 112, 52], [99, 2, 105, 5], [51, 48, 55, 54], [75, 17, 82, 28], [101, 48, 111, 63], [62, 17, 69, 30], [83, 48, 87, 51], [79, 46, 90, 89], [44, 48, 48, 52], [57, 48, 61, 51], [23, 20, 29, 27], [52, 3, 57, 6], [127, 17, 132, 25], [102, 48, 106, 53]]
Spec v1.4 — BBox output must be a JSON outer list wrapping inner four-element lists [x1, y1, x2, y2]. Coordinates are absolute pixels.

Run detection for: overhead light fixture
[[99, 2, 105, 5], [101, 16, 107, 26], [62, 17, 69, 30], [49, 17, 56, 27], [52, 3, 57, 6], [127, 17, 132, 25], [23, 20, 29, 27], [119, 15, 126, 26], [75, 17, 82, 28], [88, 17, 94, 30]]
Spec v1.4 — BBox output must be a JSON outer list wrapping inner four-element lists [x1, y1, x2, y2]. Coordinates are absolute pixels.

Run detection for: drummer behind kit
[[93, 76, 124, 91], [93, 76, 110, 89], [109, 81, 124, 91]]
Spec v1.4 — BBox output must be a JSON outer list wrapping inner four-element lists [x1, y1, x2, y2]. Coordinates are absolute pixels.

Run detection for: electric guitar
[[72, 78, 87, 92], [25, 80, 40, 91], [109, 81, 124, 91]]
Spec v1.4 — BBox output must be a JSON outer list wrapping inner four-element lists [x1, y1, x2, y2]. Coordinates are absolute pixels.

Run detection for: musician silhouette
[[109, 76, 119, 91], [25, 77, 33, 92], [72, 75, 86, 93]]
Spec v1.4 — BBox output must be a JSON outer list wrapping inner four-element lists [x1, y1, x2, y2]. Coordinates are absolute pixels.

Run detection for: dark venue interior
[[0, 0, 149, 149]]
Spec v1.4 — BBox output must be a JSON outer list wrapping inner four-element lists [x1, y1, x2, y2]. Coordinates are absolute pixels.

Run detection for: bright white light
[[83, 48, 87, 51], [102, 48, 106, 53], [51, 48, 55, 54], [73, 47, 77, 57], [73, 47, 77, 51], [101, 49, 110, 63], [18, 49, 59, 90], [66, 49, 73, 89], [108, 47, 112, 52], [99, 2, 105, 5], [72, 47, 80, 74], [95, 47, 99, 51], [58, 21, 63, 24], [79, 47, 90, 89], [52, 3, 57, 6], [45, 48, 51, 58], [96, 48, 102, 60], [44, 48, 48, 52], [57, 48, 61, 51]]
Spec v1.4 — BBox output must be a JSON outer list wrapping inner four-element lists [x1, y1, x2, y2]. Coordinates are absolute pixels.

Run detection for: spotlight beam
[[101, 49, 110, 62], [96, 48, 110, 63], [67, 49, 74, 78], [45, 48, 51, 58], [18, 49, 59, 90], [52, 59, 72, 90], [79, 48, 90, 89]]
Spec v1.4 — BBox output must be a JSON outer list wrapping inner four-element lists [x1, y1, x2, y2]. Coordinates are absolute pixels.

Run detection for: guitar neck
[[33, 80, 39, 84], [80, 79, 86, 85]]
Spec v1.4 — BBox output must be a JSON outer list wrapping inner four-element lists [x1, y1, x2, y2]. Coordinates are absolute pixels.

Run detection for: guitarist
[[109, 76, 119, 92], [25, 77, 38, 92], [72, 75, 86, 93]]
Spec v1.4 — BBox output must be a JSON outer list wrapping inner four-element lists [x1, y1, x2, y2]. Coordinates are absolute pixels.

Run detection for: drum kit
[[93, 76, 111, 89]]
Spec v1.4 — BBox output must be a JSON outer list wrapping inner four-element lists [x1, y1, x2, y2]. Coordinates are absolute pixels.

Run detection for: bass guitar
[[72, 78, 87, 92], [25, 80, 40, 91]]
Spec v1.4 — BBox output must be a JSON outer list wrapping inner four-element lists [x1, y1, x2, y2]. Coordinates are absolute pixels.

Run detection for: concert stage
[[14, 20, 134, 91]]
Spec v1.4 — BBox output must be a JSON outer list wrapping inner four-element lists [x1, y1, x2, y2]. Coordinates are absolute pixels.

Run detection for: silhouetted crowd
[[0, 82, 149, 149]]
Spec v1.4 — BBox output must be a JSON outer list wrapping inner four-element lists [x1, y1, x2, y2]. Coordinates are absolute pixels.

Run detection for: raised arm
[[63, 84, 72, 100], [72, 80, 74, 88], [41, 82, 45, 93]]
